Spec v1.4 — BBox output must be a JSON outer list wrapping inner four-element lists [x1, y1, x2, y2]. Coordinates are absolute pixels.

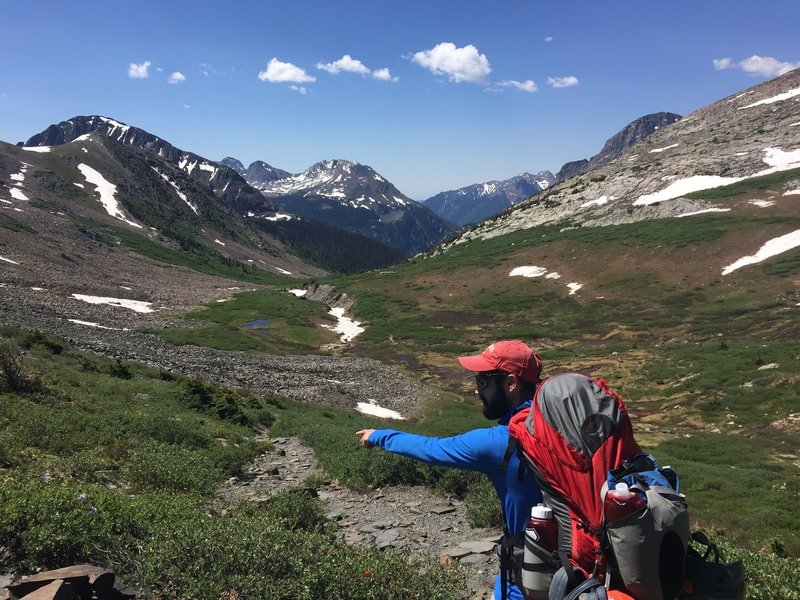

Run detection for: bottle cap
[[614, 482, 631, 496], [531, 504, 553, 519]]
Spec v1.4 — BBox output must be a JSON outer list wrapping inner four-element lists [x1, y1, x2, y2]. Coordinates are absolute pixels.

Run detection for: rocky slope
[[448, 69, 800, 246]]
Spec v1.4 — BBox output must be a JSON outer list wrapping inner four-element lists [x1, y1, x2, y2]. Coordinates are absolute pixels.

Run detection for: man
[[356, 340, 543, 600]]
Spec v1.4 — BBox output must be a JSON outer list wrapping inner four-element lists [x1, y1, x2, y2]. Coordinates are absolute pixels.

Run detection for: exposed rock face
[[24, 116, 278, 217], [424, 171, 556, 227], [556, 112, 682, 182], [556, 159, 590, 182]]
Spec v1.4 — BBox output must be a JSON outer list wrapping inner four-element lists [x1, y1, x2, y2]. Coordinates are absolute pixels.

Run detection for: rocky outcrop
[[1, 565, 135, 600], [556, 112, 682, 182]]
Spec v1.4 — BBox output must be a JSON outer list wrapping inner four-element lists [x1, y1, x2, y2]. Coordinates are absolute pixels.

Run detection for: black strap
[[500, 437, 518, 473], [498, 530, 522, 600]]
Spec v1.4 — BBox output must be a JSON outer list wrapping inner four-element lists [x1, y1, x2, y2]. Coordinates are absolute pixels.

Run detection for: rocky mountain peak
[[23, 116, 278, 216], [556, 112, 682, 182]]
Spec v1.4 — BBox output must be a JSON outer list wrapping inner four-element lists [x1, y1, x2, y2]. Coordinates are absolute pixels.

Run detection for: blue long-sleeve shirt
[[367, 402, 542, 600]]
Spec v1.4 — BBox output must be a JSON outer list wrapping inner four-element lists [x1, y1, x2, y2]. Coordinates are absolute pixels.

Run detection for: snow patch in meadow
[[214, 239, 226, 246], [748, 199, 775, 207], [288, 289, 307, 297], [511, 266, 577, 294], [0, 255, 19, 265], [567, 283, 583, 295], [71, 293, 153, 313], [274, 266, 292, 275], [356, 400, 406, 420], [510, 266, 548, 278], [22, 146, 50, 153], [784, 189, 800, 196], [77, 164, 142, 228], [722, 229, 800, 275], [324, 307, 364, 342]]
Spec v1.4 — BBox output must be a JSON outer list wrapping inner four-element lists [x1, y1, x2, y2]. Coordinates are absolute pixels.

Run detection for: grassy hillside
[[1, 329, 797, 599], [0, 328, 465, 599]]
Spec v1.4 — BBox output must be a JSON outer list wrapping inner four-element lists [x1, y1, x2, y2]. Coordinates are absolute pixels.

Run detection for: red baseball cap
[[458, 340, 542, 383]]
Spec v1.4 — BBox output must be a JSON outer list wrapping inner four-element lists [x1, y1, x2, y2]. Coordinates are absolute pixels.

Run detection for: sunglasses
[[475, 371, 507, 390]]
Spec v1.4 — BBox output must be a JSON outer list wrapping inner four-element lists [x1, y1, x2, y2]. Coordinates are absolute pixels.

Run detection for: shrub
[[0, 341, 26, 392]]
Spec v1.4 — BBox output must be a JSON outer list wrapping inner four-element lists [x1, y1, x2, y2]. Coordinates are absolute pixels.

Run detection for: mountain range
[[253, 158, 453, 255], [422, 171, 555, 227]]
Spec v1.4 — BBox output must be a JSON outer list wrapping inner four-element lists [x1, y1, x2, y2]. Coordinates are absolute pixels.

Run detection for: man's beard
[[481, 386, 510, 420]]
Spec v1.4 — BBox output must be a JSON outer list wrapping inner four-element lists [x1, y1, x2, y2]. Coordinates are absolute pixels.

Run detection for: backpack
[[504, 373, 690, 600]]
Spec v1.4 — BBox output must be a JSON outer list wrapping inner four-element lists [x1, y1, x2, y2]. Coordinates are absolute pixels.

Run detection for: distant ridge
[[220, 157, 291, 186], [423, 171, 555, 227]]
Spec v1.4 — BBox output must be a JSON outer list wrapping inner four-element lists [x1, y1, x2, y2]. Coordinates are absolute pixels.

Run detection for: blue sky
[[1, 1, 799, 200]]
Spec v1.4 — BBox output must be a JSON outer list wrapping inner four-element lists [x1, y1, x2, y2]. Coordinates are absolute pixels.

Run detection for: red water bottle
[[604, 482, 646, 522], [522, 504, 559, 600]]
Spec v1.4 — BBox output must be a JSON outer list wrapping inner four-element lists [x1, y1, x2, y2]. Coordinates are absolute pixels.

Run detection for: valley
[[1, 68, 799, 599]]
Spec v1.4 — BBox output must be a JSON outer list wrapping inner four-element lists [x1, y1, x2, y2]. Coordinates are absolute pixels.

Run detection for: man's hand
[[356, 429, 376, 448]]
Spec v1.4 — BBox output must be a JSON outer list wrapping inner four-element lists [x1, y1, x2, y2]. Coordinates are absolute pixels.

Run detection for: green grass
[[0, 211, 36, 234], [157, 289, 338, 353]]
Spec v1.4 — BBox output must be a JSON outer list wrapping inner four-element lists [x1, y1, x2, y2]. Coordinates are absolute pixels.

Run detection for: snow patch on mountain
[[77, 164, 142, 229]]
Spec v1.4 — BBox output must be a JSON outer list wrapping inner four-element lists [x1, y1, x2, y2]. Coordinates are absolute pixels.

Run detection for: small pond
[[243, 319, 272, 330]]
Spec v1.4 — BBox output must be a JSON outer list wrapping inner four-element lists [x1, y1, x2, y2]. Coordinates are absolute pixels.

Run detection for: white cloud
[[499, 79, 538, 93], [290, 85, 308, 95], [739, 55, 800, 78], [411, 42, 491, 84], [317, 54, 370, 76], [168, 71, 186, 84], [713, 57, 735, 70], [714, 55, 800, 78], [258, 58, 316, 84], [544, 36, 554, 43], [128, 61, 151, 79], [372, 67, 398, 82], [547, 76, 580, 88]]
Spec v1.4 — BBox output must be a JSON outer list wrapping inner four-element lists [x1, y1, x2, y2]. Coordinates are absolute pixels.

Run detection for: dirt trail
[[219, 436, 502, 599]]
